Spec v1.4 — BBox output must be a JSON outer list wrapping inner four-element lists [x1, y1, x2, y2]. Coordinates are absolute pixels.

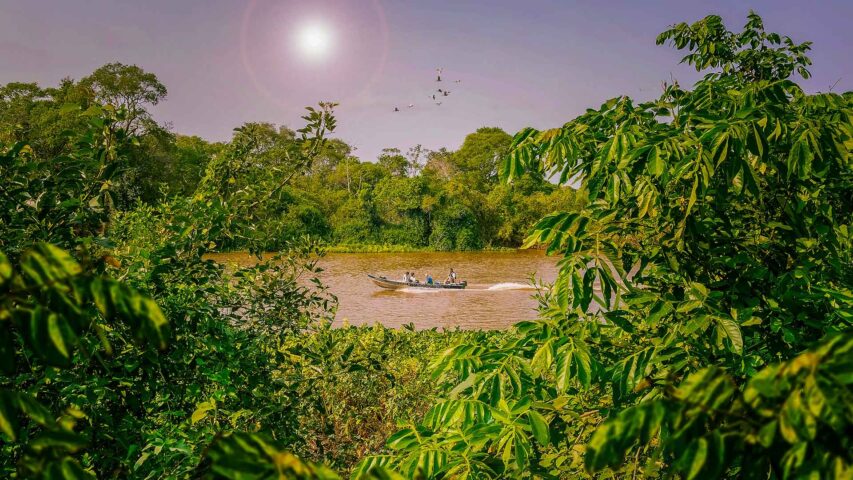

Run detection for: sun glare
[[295, 21, 333, 61]]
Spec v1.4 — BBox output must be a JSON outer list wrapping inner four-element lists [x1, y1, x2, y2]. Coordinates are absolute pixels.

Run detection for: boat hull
[[368, 274, 467, 290]]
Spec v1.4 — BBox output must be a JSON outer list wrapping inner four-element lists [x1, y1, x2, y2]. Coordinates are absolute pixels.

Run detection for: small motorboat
[[368, 274, 467, 290]]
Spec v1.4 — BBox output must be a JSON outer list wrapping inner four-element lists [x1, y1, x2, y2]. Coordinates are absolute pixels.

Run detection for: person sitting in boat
[[445, 268, 458, 284], [410, 272, 419, 283], [426, 274, 434, 285], [403, 271, 410, 282]]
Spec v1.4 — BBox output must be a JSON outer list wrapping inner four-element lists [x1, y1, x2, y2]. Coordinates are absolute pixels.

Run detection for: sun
[[295, 21, 334, 61]]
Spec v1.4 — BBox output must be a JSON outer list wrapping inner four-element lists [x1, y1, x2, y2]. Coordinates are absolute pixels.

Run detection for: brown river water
[[209, 250, 559, 330]]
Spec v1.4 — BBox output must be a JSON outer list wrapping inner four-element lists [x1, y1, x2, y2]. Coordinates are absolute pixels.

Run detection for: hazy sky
[[1, 0, 850, 161]]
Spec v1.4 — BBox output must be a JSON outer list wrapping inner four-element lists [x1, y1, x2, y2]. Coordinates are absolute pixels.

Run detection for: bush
[[429, 203, 480, 251], [361, 11, 853, 479]]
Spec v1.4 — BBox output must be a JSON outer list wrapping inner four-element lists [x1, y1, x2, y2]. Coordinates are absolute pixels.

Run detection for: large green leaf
[[715, 317, 744, 355], [527, 410, 550, 445]]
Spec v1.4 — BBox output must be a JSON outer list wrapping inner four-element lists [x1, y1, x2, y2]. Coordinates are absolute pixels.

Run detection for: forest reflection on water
[[210, 250, 559, 330]]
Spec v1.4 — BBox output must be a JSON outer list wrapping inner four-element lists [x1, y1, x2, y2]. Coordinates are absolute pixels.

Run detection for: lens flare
[[240, 0, 390, 109]]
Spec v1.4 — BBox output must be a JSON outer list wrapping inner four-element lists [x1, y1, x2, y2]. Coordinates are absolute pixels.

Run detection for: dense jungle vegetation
[[0, 62, 581, 252], [1, 11, 851, 480]]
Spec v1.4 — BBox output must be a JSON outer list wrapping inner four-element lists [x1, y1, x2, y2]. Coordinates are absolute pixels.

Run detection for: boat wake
[[399, 287, 444, 294]]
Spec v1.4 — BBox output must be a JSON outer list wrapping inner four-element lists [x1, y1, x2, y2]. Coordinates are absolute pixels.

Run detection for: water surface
[[211, 250, 558, 330]]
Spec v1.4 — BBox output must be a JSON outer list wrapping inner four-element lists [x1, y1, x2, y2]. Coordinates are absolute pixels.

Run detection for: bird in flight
[[391, 68, 460, 113]]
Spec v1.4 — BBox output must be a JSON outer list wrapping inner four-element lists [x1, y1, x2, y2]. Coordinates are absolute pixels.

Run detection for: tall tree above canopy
[[377, 148, 410, 177], [451, 127, 512, 190], [79, 62, 167, 135]]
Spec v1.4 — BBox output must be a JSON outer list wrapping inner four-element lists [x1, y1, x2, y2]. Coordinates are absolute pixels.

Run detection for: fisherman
[[445, 268, 458, 284], [426, 274, 434, 285], [403, 271, 410, 282], [410, 272, 419, 283]]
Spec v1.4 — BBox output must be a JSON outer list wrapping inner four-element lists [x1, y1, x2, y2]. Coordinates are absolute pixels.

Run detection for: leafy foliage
[[0, 243, 168, 477], [0, 104, 131, 255], [2, 60, 577, 252], [364, 11, 852, 479], [1, 10, 850, 480], [200, 432, 341, 480]]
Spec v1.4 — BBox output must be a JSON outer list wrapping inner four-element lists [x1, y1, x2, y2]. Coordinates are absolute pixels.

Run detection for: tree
[[197, 103, 336, 202], [0, 105, 131, 255], [0, 80, 92, 159], [658, 11, 813, 81], [361, 12, 852, 478], [377, 148, 410, 177], [1, 102, 337, 477], [79, 62, 167, 135], [0, 82, 45, 145], [422, 147, 457, 181], [172, 135, 225, 194], [451, 127, 512, 191], [406, 144, 426, 177]]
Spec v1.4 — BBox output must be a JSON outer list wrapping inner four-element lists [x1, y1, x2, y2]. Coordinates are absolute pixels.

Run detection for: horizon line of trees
[[0, 64, 582, 252]]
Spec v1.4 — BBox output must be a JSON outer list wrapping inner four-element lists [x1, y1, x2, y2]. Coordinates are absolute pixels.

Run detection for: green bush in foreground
[[356, 11, 852, 479]]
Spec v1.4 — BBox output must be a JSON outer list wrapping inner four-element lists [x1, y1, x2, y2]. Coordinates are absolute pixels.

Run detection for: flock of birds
[[394, 68, 462, 112]]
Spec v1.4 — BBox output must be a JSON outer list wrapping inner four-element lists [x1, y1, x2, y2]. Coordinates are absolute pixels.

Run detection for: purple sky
[[1, 0, 850, 161]]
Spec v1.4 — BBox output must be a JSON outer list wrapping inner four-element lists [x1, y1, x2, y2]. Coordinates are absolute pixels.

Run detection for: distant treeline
[[0, 64, 581, 251]]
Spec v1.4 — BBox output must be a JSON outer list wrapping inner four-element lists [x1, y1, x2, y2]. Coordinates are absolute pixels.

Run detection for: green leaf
[[604, 310, 636, 333], [715, 317, 744, 355], [191, 399, 215, 425], [513, 431, 531, 470], [58, 103, 83, 115], [351, 456, 397, 480], [711, 131, 730, 166], [20, 243, 82, 285], [386, 428, 419, 451], [646, 300, 673, 326], [585, 400, 667, 473], [203, 432, 340, 479], [678, 433, 725, 480], [531, 338, 555, 375], [43, 457, 96, 479], [557, 339, 592, 391], [28, 430, 89, 453], [647, 146, 664, 176], [0, 251, 11, 286], [0, 390, 20, 441], [23, 308, 74, 367], [16, 392, 53, 427], [527, 410, 550, 444]]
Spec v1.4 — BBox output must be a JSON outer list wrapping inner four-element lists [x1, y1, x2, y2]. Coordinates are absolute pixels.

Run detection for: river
[[210, 250, 559, 330]]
